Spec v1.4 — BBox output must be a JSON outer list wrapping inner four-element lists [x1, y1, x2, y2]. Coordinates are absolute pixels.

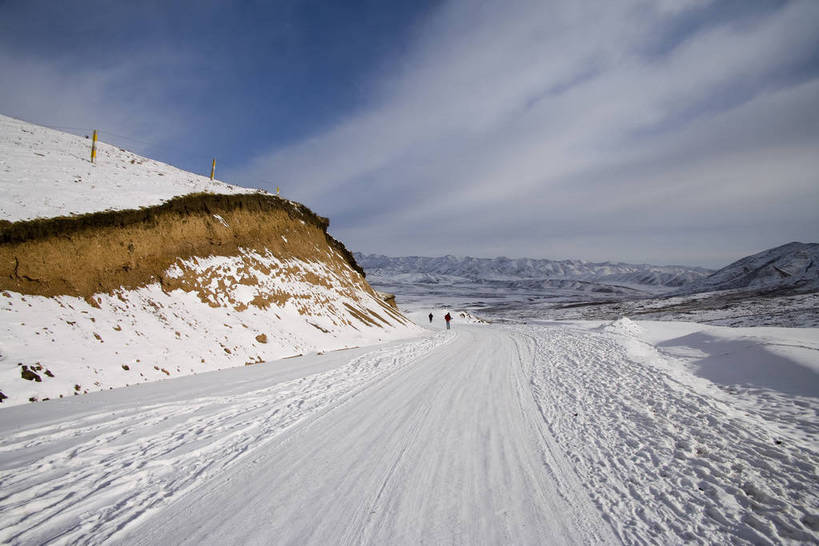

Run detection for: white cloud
[[72, 0, 819, 266], [0, 49, 195, 157]]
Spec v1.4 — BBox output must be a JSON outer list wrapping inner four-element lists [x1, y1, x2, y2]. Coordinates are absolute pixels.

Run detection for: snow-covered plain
[[1, 316, 816, 544], [357, 243, 819, 328]]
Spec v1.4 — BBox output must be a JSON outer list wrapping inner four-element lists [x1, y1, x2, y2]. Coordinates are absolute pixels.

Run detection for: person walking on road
[[428, 313, 433, 324], [444, 312, 452, 330]]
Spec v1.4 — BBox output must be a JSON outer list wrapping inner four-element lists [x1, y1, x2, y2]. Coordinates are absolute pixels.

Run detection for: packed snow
[[521, 318, 818, 544], [1, 317, 816, 544]]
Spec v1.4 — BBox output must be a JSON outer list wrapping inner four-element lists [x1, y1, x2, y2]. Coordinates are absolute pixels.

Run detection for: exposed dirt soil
[[0, 192, 371, 300]]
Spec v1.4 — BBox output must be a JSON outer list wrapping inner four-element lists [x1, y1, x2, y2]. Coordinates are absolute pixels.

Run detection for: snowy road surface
[[1, 321, 817, 544]]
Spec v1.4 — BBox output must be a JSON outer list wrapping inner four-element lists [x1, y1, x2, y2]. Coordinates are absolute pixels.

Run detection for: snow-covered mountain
[[355, 253, 711, 288], [676, 242, 819, 295], [0, 114, 418, 407]]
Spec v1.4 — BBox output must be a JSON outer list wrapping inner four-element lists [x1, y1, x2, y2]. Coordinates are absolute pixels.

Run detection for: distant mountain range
[[355, 254, 712, 289], [356, 242, 819, 295]]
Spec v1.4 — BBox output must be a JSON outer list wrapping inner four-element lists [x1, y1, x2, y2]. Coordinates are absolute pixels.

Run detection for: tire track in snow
[[0, 332, 453, 545], [341, 343, 453, 545], [124, 325, 616, 545], [6, 320, 808, 544], [507, 330, 615, 543]]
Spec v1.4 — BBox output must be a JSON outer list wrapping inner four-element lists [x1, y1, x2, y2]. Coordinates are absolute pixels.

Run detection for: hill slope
[[0, 114, 256, 221], [677, 242, 819, 295], [0, 115, 418, 407]]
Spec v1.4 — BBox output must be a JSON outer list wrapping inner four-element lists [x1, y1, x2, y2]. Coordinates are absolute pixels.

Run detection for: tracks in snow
[[520, 324, 818, 545], [0, 333, 453, 545], [1, 322, 815, 545], [125, 326, 613, 545]]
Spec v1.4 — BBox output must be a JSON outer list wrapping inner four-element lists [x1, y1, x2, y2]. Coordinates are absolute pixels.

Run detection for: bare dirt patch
[[0, 193, 373, 301]]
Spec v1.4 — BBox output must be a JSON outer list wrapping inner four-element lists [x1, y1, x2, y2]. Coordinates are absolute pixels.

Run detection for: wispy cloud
[[229, 0, 819, 267], [0, 45, 200, 159], [1, 0, 815, 266]]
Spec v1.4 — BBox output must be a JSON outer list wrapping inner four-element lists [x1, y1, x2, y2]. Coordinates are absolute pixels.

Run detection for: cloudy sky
[[1, 0, 817, 267]]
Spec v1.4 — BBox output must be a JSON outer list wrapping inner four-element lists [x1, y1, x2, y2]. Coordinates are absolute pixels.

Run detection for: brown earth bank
[[0, 192, 373, 301]]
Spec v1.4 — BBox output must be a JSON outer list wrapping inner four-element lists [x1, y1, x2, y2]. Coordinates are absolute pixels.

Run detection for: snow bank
[[0, 253, 421, 407], [599, 316, 643, 336]]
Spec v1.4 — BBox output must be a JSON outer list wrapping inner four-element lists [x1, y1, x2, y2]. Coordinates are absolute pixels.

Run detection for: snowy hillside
[[0, 114, 258, 222], [355, 253, 710, 288], [0, 115, 419, 407], [677, 242, 819, 295]]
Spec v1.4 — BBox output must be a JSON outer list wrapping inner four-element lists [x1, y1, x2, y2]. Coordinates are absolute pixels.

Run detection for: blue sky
[[1, 0, 817, 267]]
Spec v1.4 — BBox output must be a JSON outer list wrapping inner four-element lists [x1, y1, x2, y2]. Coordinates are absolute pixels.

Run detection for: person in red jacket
[[444, 312, 452, 330]]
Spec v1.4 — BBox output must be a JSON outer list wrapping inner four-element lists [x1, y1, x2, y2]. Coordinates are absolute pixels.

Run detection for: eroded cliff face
[[0, 193, 416, 407], [2, 193, 363, 297]]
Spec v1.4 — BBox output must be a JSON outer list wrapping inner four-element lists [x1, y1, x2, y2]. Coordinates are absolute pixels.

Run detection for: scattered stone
[[21, 366, 41, 382]]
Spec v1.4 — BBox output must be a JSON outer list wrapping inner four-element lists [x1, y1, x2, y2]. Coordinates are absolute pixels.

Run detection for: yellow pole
[[210, 158, 216, 180], [91, 130, 97, 163]]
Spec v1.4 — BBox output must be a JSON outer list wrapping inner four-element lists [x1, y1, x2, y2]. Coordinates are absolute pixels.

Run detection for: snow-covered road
[[1, 321, 816, 544], [128, 326, 610, 545]]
